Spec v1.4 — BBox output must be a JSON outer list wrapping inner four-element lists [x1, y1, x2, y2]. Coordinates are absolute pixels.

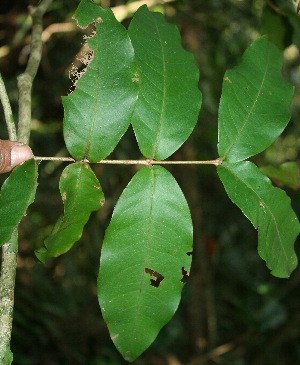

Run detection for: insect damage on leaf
[[68, 17, 103, 93], [224, 76, 232, 84], [62, 192, 67, 202], [63, 0, 138, 162], [36, 162, 104, 262], [180, 267, 190, 284], [144, 268, 164, 288], [69, 44, 94, 93]]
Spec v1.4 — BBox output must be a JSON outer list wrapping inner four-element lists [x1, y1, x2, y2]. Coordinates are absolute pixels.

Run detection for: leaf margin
[[217, 160, 300, 278]]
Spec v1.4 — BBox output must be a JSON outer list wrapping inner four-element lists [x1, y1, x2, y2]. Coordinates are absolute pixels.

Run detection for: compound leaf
[[218, 161, 300, 278], [36, 162, 104, 261], [0, 159, 38, 246], [63, 0, 138, 162], [128, 5, 201, 160], [98, 165, 192, 361], [218, 37, 294, 163]]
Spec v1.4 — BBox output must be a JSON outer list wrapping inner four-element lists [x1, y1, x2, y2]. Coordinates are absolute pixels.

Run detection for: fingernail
[[11, 144, 33, 167]]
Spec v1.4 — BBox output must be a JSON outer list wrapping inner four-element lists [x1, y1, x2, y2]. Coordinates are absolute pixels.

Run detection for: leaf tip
[[35, 247, 47, 263]]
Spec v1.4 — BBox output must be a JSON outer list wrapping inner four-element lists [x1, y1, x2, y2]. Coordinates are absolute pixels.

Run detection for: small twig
[[34, 156, 222, 166], [0, 74, 17, 140], [34, 156, 75, 162], [266, 0, 287, 16], [17, 0, 53, 144], [98, 159, 222, 166], [113, 0, 175, 22], [42, 22, 77, 42]]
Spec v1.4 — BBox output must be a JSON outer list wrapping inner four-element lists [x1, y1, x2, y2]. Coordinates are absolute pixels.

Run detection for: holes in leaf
[[144, 268, 164, 288], [68, 19, 102, 93], [180, 267, 189, 284], [69, 47, 94, 92], [186, 251, 193, 256]]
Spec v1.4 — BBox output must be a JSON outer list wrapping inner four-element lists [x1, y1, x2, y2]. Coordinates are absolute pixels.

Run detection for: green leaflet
[[260, 162, 300, 190], [218, 37, 294, 163], [98, 166, 192, 361], [260, 6, 292, 50], [62, 0, 138, 162], [36, 162, 104, 262], [217, 161, 300, 278], [217, 37, 299, 277], [128, 5, 202, 160], [0, 159, 38, 247]]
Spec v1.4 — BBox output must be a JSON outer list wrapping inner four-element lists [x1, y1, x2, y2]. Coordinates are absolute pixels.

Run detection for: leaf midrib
[[84, 40, 100, 158], [152, 20, 167, 159], [223, 163, 289, 268], [133, 167, 155, 336], [223, 45, 270, 161]]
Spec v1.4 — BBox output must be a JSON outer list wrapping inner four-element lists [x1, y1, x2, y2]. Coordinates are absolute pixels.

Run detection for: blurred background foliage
[[0, 0, 300, 364]]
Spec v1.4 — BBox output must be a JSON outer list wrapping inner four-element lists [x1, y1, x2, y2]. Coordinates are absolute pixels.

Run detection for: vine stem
[[34, 156, 222, 166], [0, 1, 53, 363]]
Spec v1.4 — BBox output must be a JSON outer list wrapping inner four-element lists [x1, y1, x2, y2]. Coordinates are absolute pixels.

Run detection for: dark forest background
[[1, 0, 300, 364]]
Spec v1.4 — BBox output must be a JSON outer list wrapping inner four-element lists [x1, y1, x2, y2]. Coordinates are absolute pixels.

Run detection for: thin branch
[[113, 0, 175, 22], [34, 156, 75, 162], [0, 1, 53, 363], [0, 74, 17, 140], [266, 0, 287, 16], [0, 42, 18, 365], [17, 0, 53, 144], [0, 230, 18, 365], [34, 156, 222, 166], [42, 22, 77, 42]]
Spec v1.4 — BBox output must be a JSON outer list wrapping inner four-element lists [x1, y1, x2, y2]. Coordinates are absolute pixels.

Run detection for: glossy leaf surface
[[218, 161, 300, 278], [63, 0, 138, 162], [98, 166, 192, 361], [36, 162, 104, 261], [128, 5, 202, 160], [0, 159, 38, 246], [218, 37, 294, 162]]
